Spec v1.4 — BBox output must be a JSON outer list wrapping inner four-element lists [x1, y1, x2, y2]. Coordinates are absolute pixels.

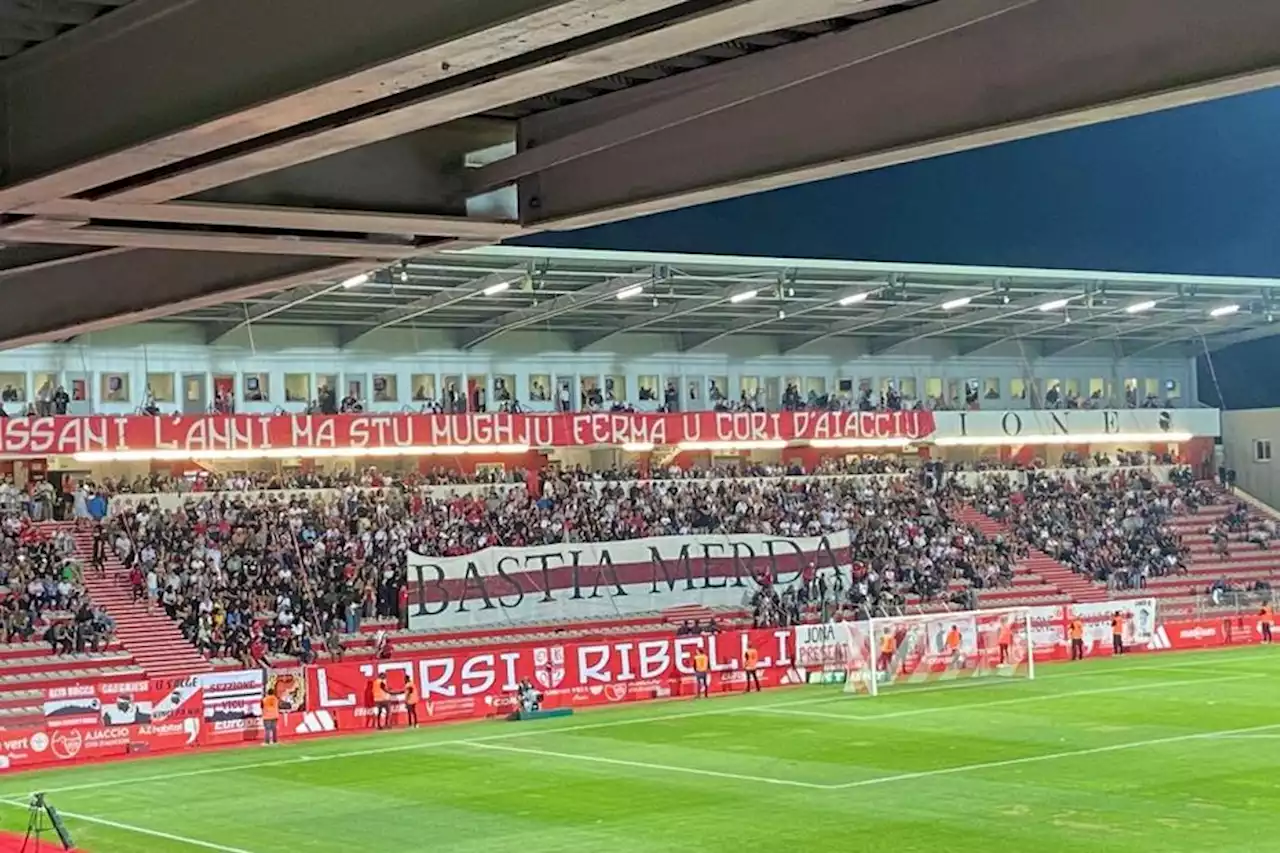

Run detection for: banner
[[408, 530, 852, 630], [299, 628, 796, 734], [42, 676, 202, 729], [1147, 615, 1269, 651], [0, 410, 936, 456], [198, 669, 264, 746]]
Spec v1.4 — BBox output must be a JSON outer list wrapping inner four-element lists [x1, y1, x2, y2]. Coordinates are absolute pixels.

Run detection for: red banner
[[41, 676, 201, 728], [0, 411, 937, 456], [297, 628, 796, 734]]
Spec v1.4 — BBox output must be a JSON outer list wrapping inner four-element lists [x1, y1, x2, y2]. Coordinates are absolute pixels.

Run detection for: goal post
[[832, 607, 1036, 696]]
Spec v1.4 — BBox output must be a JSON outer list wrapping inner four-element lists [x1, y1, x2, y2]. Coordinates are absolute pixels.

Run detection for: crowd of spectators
[[74, 450, 1238, 667], [971, 468, 1204, 590], [0, 506, 114, 652]]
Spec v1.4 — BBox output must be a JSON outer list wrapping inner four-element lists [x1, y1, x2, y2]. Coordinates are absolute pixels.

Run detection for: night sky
[[519, 87, 1280, 408]]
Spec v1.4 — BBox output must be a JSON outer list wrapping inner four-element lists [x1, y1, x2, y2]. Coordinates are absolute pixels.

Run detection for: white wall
[[1222, 408, 1280, 509]]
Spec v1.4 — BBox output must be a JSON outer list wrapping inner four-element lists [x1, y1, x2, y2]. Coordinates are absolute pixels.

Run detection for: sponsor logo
[[28, 732, 47, 753], [533, 646, 566, 690], [604, 684, 628, 703], [51, 729, 82, 760], [1178, 626, 1218, 641]]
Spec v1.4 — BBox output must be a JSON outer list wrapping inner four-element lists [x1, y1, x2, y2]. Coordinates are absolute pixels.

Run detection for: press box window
[[1254, 440, 1272, 463]]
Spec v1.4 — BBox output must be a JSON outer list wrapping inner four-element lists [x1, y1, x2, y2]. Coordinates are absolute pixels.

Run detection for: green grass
[[2, 646, 1278, 853]]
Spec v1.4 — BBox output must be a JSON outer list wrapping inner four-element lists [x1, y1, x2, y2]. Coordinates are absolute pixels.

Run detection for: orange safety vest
[[743, 648, 759, 671], [693, 653, 709, 673], [998, 624, 1013, 645], [372, 680, 389, 703], [262, 694, 279, 721], [1069, 620, 1084, 640], [1261, 605, 1274, 626], [880, 634, 896, 654], [1111, 616, 1125, 636], [404, 683, 418, 705], [945, 629, 961, 650]]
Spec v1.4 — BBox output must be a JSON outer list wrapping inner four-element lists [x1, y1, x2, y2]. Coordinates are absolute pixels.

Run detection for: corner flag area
[[0, 647, 1274, 853]]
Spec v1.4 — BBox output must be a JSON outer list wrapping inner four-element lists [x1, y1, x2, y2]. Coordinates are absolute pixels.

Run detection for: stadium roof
[[168, 246, 1280, 356], [0, 1, 1273, 349]]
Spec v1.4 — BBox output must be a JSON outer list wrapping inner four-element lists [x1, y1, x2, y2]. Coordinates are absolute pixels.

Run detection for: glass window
[[1166, 379, 1181, 400], [1064, 378, 1081, 399], [373, 374, 398, 403], [1010, 378, 1027, 400], [785, 376, 803, 399], [637, 375, 658, 402], [580, 376, 601, 408], [284, 373, 311, 403], [442, 375, 464, 410], [1044, 379, 1061, 405], [529, 374, 551, 402], [740, 376, 760, 398], [100, 373, 127, 403], [899, 377, 917, 399], [1144, 378, 1160, 399], [925, 377, 943, 401], [1088, 377, 1106, 401], [1254, 439, 1272, 463], [243, 373, 269, 402], [411, 374, 437, 402], [493, 374, 515, 403], [467, 375, 488, 411], [805, 377, 826, 396], [33, 373, 57, 405], [707, 376, 727, 404], [213, 374, 235, 410], [316, 374, 338, 401], [983, 377, 1000, 400], [146, 373, 175, 403], [0, 373, 25, 404]]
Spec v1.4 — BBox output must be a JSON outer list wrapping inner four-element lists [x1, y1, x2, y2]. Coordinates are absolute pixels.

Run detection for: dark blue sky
[[522, 87, 1280, 279]]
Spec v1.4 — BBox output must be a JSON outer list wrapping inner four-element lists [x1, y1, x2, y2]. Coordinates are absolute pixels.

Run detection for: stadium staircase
[[45, 521, 213, 679], [1141, 496, 1280, 617], [955, 506, 1109, 605]]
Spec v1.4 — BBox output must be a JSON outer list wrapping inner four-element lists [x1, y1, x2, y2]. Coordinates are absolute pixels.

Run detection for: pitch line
[[0, 797, 260, 853], [831, 722, 1280, 789], [747, 672, 1262, 722], [5, 649, 1273, 799], [462, 741, 830, 789]]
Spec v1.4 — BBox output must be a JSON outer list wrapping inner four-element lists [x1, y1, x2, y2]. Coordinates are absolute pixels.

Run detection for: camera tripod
[[19, 793, 49, 853]]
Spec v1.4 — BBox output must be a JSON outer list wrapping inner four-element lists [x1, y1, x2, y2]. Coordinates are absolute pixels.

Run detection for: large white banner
[[407, 529, 854, 630]]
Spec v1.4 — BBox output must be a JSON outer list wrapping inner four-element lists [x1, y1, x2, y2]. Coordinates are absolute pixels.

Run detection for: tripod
[[20, 794, 48, 853]]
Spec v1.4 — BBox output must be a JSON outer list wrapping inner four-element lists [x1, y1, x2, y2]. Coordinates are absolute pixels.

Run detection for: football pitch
[[0, 646, 1277, 853]]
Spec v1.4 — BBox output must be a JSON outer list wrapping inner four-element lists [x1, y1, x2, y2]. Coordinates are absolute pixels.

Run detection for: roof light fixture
[[1125, 299, 1157, 314], [839, 292, 871, 306], [340, 273, 370, 289], [728, 289, 758, 304], [1210, 304, 1240, 318], [616, 284, 645, 300], [1037, 298, 1070, 312], [482, 281, 511, 296], [941, 296, 972, 310]]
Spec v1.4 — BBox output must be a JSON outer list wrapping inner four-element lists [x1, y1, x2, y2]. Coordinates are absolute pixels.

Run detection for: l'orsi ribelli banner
[[407, 530, 854, 630]]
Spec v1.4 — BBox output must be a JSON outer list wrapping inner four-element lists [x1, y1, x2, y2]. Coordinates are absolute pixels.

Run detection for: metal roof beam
[[780, 285, 995, 353], [1198, 322, 1280, 353], [339, 267, 528, 349], [868, 289, 1084, 355], [203, 261, 381, 344], [1040, 315, 1185, 358], [681, 282, 886, 352], [573, 280, 760, 350], [458, 270, 655, 350]]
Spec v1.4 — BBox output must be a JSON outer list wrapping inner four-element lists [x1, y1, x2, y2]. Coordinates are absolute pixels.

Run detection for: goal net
[[800, 608, 1034, 696]]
